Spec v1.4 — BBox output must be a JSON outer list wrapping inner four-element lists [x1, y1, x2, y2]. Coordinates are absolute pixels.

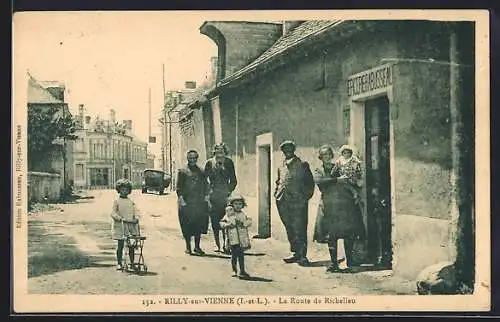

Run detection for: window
[[95, 143, 104, 159], [90, 168, 109, 186], [123, 168, 129, 179], [343, 105, 351, 138], [75, 164, 84, 180]]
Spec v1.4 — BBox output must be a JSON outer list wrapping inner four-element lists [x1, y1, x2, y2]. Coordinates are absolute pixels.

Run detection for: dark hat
[[279, 140, 296, 151]]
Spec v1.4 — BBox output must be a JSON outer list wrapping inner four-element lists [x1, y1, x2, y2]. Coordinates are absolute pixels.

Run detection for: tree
[[27, 104, 77, 171]]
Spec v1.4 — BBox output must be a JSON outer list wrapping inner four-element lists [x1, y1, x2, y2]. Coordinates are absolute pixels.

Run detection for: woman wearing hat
[[204, 143, 238, 254], [313, 145, 364, 273]]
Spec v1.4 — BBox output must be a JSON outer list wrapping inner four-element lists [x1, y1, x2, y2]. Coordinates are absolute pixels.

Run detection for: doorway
[[364, 95, 392, 267], [257, 144, 271, 238]]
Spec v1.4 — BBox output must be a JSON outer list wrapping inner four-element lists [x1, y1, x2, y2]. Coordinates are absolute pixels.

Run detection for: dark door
[[364, 96, 392, 267], [257, 144, 271, 238]]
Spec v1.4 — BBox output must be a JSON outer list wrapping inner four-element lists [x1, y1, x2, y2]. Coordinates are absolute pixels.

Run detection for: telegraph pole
[[148, 87, 152, 140], [162, 64, 167, 172]]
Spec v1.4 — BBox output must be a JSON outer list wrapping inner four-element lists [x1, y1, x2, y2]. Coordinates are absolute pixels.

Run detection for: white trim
[[348, 64, 396, 267], [255, 132, 274, 238], [211, 96, 222, 144]]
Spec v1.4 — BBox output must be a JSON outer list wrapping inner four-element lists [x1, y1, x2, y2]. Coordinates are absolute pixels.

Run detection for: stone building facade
[[175, 20, 475, 285], [72, 106, 149, 189]]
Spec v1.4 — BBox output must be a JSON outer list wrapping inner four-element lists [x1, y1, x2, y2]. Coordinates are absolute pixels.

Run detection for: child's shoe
[[231, 271, 238, 278], [116, 264, 123, 271]]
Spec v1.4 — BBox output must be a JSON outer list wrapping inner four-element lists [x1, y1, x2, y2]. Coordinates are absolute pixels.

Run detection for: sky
[[15, 11, 218, 158]]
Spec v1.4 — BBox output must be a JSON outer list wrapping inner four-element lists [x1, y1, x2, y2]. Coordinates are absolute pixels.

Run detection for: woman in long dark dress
[[313, 145, 364, 273], [204, 143, 237, 253], [176, 150, 211, 256]]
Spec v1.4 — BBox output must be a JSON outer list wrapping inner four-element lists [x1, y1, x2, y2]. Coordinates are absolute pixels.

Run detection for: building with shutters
[[72, 106, 149, 190]]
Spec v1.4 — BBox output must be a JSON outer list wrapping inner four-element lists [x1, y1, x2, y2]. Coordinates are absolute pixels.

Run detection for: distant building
[[160, 82, 202, 178], [72, 106, 149, 189]]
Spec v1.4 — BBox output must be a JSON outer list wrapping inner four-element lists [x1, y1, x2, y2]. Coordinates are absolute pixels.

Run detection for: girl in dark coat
[[313, 145, 365, 273]]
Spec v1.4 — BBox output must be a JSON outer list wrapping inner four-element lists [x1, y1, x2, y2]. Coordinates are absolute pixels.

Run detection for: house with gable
[[27, 73, 74, 202]]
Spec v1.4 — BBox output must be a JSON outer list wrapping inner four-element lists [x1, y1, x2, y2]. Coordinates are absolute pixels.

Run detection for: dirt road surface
[[27, 189, 416, 295]]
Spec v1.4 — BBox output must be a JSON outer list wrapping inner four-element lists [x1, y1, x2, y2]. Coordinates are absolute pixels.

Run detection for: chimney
[[109, 109, 116, 124], [185, 81, 197, 90], [78, 104, 84, 117], [123, 120, 132, 130], [210, 56, 218, 82], [76, 104, 85, 129], [282, 21, 304, 36], [200, 21, 282, 79]]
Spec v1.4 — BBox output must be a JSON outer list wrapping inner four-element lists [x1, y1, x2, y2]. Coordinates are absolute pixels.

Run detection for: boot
[[344, 238, 357, 268], [326, 243, 339, 273]]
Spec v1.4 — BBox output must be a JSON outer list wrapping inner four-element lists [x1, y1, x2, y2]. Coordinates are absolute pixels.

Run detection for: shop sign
[[347, 64, 393, 98]]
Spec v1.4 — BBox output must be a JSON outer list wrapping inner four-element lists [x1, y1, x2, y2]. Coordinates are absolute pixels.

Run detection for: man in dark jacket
[[275, 140, 315, 266]]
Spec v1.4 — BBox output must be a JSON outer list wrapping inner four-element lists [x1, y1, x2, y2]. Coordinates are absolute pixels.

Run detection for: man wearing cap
[[274, 140, 315, 266]]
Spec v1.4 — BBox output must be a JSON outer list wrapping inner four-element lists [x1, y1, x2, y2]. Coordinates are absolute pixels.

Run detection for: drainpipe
[[62, 104, 67, 199], [235, 95, 239, 173], [449, 23, 474, 292], [168, 108, 173, 178], [166, 107, 181, 191]]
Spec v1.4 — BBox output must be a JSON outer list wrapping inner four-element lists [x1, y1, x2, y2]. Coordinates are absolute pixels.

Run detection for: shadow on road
[[349, 265, 392, 273], [195, 253, 231, 259], [28, 222, 115, 278], [239, 275, 273, 282], [123, 271, 159, 277], [307, 260, 331, 267], [244, 252, 266, 257]]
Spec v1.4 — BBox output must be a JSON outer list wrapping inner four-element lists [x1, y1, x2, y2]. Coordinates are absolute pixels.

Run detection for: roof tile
[[27, 75, 64, 104], [220, 20, 343, 85]]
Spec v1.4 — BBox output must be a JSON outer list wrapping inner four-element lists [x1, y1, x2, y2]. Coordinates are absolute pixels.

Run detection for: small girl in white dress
[[219, 192, 252, 279], [110, 179, 140, 270]]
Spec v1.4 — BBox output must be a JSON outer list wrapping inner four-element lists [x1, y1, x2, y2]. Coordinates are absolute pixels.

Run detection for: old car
[[141, 169, 171, 195]]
